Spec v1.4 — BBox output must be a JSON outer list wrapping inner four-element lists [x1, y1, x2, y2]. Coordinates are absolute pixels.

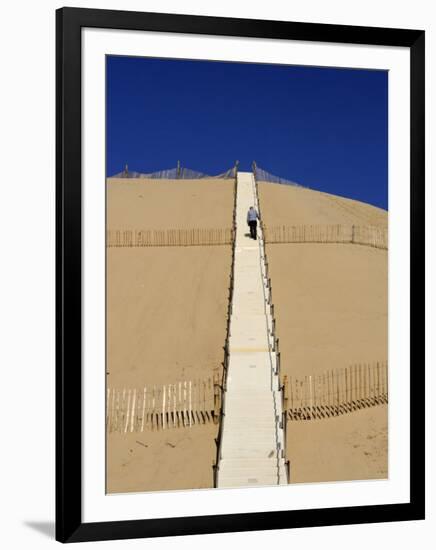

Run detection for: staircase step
[[221, 440, 277, 449], [221, 426, 278, 434], [221, 449, 280, 458], [219, 458, 285, 467], [217, 476, 283, 487], [219, 464, 288, 474], [218, 471, 287, 482]]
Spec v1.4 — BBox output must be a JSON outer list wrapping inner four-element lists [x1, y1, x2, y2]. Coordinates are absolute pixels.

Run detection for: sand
[[258, 182, 388, 481], [106, 178, 233, 494], [258, 181, 388, 227], [266, 244, 388, 378], [107, 177, 234, 229], [287, 406, 388, 483], [107, 424, 218, 494], [107, 247, 231, 387]]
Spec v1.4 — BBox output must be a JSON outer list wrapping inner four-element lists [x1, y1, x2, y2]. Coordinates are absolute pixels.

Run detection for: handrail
[[213, 160, 238, 487], [252, 163, 287, 484], [281, 376, 288, 466]]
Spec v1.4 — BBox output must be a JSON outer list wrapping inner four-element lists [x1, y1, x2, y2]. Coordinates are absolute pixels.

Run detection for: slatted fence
[[107, 228, 234, 248], [264, 225, 388, 250], [282, 361, 388, 421], [107, 375, 222, 433]]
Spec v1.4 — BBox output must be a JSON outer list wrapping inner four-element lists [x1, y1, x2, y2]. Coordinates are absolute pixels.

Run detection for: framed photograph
[[56, 7, 425, 543]]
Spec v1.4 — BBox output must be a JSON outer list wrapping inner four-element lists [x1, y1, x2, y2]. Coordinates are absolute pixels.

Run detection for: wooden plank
[[183, 380, 187, 426], [120, 388, 126, 433], [115, 390, 120, 432], [124, 389, 131, 433], [141, 386, 146, 432], [162, 385, 166, 430], [178, 381, 182, 427], [152, 386, 156, 429], [189, 380, 192, 427], [345, 367, 348, 405], [376, 361, 381, 401], [130, 388, 136, 432]]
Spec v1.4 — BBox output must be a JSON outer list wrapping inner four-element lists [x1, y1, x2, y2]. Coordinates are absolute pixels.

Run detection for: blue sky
[[107, 56, 388, 210]]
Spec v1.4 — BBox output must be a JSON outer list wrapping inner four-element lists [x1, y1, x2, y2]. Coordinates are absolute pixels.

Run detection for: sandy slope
[[258, 182, 388, 482], [258, 182, 388, 227], [107, 247, 230, 387], [106, 179, 232, 494], [107, 177, 234, 229], [287, 406, 388, 483], [107, 424, 218, 494], [266, 244, 387, 378]]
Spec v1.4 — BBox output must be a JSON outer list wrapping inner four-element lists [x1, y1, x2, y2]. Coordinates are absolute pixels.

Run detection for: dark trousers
[[248, 220, 257, 239]]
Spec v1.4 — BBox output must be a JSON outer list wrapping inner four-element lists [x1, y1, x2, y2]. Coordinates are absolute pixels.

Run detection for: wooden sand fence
[[107, 228, 234, 248], [263, 224, 388, 250], [281, 361, 388, 421], [107, 374, 222, 433]]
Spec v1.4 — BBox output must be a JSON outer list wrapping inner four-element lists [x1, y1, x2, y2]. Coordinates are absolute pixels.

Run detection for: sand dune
[[107, 175, 388, 491], [258, 181, 388, 482], [287, 406, 388, 483], [258, 182, 388, 227], [107, 424, 217, 494], [267, 243, 387, 378], [107, 177, 234, 229], [106, 178, 233, 494], [107, 247, 230, 387]]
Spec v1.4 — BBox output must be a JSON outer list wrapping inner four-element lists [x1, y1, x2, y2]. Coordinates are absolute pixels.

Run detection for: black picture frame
[[56, 7, 425, 543]]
